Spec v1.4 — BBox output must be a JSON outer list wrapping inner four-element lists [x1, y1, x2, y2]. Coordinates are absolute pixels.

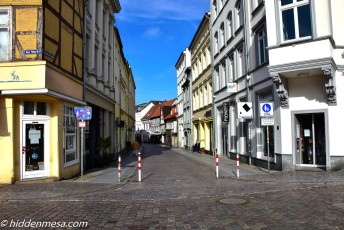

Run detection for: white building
[[176, 49, 193, 149], [265, 0, 344, 170], [135, 102, 155, 131]]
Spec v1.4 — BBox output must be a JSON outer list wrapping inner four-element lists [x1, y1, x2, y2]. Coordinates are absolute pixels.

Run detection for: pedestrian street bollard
[[236, 153, 240, 178], [138, 152, 142, 182], [118, 155, 121, 182], [216, 153, 219, 179]]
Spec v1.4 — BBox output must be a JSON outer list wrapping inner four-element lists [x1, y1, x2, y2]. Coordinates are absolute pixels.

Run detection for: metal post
[[138, 152, 142, 182], [267, 126, 270, 173], [236, 153, 240, 178], [215, 152, 219, 179], [80, 119, 84, 179], [118, 155, 121, 182]]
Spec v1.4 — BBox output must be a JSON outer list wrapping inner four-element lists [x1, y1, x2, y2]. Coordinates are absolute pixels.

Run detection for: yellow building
[[0, 0, 84, 183], [190, 13, 213, 154]]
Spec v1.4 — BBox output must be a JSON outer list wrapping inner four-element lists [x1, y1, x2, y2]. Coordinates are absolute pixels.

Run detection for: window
[[237, 46, 244, 77], [226, 12, 233, 40], [255, 26, 268, 66], [228, 55, 235, 82], [214, 67, 220, 92], [279, 0, 312, 41], [252, 0, 264, 10], [64, 105, 77, 164], [0, 7, 11, 61], [235, 1, 243, 31], [213, 0, 218, 18], [220, 23, 225, 48], [214, 32, 219, 55], [221, 61, 226, 89], [23, 101, 47, 116]]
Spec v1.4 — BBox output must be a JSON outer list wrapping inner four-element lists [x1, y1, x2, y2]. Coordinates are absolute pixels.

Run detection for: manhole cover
[[219, 198, 247, 205]]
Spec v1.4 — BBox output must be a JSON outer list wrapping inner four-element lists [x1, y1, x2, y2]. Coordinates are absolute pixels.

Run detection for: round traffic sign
[[262, 103, 271, 113]]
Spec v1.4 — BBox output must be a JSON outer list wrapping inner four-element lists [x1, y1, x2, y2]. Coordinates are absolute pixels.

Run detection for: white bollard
[[118, 155, 121, 181], [138, 152, 142, 182], [236, 153, 240, 178], [216, 153, 219, 179]]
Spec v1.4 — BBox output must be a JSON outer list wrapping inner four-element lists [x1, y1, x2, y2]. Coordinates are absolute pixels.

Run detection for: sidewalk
[[172, 147, 344, 184], [71, 147, 142, 184]]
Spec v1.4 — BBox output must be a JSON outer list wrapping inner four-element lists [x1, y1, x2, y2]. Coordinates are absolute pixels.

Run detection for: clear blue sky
[[116, 0, 210, 105]]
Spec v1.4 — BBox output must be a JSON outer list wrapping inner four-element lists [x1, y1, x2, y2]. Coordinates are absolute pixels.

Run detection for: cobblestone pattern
[[0, 144, 343, 229]]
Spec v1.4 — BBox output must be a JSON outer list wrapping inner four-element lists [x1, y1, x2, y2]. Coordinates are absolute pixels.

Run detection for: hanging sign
[[223, 102, 229, 122], [227, 83, 237, 93], [237, 102, 253, 119]]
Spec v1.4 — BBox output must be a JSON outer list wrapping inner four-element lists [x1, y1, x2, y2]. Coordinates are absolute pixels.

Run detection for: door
[[294, 113, 326, 167], [22, 120, 49, 179]]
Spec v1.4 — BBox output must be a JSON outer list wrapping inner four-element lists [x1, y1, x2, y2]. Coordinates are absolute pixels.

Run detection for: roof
[[164, 107, 178, 120], [142, 104, 161, 120], [162, 98, 176, 107]]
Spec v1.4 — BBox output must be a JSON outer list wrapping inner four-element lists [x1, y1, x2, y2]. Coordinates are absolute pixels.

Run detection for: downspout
[[209, 9, 217, 157], [242, 0, 252, 165], [82, 0, 87, 103]]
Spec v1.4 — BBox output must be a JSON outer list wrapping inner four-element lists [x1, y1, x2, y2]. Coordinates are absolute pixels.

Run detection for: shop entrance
[[294, 113, 326, 167], [22, 120, 49, 179]]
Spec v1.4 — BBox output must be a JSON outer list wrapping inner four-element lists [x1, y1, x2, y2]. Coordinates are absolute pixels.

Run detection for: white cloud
[[117, 0, 209, 22], [143, 27, 161, 38]]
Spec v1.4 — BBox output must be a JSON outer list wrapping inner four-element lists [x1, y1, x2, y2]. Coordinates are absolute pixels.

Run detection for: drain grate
[[219, 198, 247, 205]]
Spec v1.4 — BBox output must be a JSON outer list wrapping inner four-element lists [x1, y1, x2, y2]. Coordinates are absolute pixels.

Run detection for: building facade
[[0, 0, 85, 183], [265, 0, 344, 170], [84, 0, 121, 169], [176, 49, 193, 150], [189, 13, 213, 155]]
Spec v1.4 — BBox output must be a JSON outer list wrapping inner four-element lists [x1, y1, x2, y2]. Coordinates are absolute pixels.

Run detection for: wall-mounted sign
[[223, 102, 229, 122], [237, 102, 253, 119], [25, 49, 42, 54], [0, 70, 32, 83], [261, 117, 274, 126], [227, 83, 237, 93], [260, 102, 274, 117]]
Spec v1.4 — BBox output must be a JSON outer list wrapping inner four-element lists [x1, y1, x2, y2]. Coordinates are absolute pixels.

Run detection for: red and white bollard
[[118, 155, 121, 181], [138, 152, 142, 182], [215, 153, 219, 179], [236, 153, 240, 178]]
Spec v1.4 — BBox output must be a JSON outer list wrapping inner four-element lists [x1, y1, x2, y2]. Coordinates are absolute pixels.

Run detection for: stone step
[[15, 177, 58, 184]]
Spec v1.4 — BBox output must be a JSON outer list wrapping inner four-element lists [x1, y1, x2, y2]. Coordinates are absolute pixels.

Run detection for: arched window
[[226, 12, 233, 40]]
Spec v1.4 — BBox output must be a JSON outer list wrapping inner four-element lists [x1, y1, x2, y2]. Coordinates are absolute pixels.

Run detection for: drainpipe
[[82, 0, 88, 103], [242, 0, 252, 165], [208, 10, 216, 157]]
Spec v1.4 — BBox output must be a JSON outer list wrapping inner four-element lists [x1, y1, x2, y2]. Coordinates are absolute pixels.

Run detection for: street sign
[[78, 121, 86, 128], [260, 102, 273, 117], [237, 102, 253, 119], [74, 107, 92, 120], [261, 117, 274, 126]]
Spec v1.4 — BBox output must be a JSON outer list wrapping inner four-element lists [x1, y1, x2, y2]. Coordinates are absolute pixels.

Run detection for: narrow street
[[0, 144, 343, 229]]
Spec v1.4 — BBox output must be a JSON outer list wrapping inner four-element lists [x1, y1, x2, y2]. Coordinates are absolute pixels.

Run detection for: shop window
[[64, 105, 77, 164], [257, 90, 275, 157]]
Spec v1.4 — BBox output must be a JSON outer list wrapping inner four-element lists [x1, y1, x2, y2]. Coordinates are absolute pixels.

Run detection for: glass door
[[294, 113, 326, 167], [22, 120, 49, 179]]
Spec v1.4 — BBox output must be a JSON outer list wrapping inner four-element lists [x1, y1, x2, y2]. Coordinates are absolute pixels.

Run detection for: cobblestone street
[[1, 144, 344, 229]]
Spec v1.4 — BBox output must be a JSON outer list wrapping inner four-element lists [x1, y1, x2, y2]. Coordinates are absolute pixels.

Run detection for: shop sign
[[223, 102, 229, 122], [237, 102, 253, 119]]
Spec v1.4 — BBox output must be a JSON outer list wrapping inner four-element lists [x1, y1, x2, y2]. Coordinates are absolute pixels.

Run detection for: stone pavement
[[78, 144, 344, 185], [0, 144, 344, 229]]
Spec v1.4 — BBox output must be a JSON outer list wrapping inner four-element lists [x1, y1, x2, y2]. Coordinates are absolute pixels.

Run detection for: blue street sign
[[74, 107, 92, 120], [262, 103, 271, 113]]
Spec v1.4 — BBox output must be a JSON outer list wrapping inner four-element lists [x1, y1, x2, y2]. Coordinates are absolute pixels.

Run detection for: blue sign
[[25, 49, 42, 54], [262, 103, 271, 113], [74, 107, 92, 120], [32, 153, 38, 160]]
